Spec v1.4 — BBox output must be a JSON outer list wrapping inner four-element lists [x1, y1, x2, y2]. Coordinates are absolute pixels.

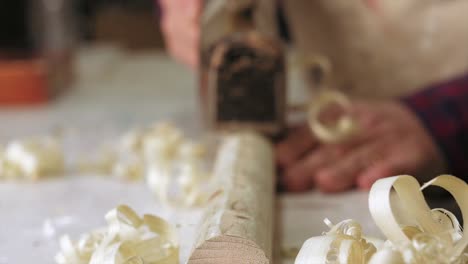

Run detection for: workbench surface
[[0, 46, 380, 264]]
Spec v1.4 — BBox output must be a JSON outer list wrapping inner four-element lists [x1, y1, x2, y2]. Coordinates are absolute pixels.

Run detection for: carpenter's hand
[[160, 0, 201, 68], [276, 101, 446, 193]]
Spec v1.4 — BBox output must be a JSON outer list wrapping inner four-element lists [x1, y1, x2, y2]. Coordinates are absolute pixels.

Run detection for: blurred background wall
[[0, 0, 165, 105], [77, 0, 165, 49]]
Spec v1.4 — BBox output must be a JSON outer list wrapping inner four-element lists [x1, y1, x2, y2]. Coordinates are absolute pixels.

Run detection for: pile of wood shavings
[[55, 205, 178, 264], [295, 175, 468, 264], [0, 137, 64, 181], [77, 122, 214, 207], [0, 122, 214, 207]]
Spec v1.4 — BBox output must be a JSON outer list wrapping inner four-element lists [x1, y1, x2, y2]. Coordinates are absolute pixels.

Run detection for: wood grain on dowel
[[188, 133, 274, 264]]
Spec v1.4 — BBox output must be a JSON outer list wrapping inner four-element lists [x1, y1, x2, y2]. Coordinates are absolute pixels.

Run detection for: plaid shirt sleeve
[[403, 74, 468, 179]]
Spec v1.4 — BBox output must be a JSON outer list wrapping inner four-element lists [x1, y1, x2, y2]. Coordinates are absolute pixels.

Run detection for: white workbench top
[[0, 46, 380, 264]]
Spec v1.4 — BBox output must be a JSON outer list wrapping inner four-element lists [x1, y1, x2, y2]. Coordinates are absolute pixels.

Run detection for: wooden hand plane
[[200, 0, 286, 136]]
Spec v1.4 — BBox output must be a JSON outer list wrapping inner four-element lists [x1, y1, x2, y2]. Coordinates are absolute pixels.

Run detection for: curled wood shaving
[[295, 175, 468, 264], [295, 219, 377, 264], [0, 137, 64, 180], [0, 123, 212, 206], [78, 122, 213, 207], [55, 205, 178, 264], [142, 124, 212, 207], [307, 90, 358, 143]]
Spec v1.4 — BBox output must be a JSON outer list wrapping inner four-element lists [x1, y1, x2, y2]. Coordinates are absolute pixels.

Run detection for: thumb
[[183, 0, 202, 17]]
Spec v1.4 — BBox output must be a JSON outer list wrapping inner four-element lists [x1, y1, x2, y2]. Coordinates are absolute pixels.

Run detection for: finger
[[356, 148, 419, 189], [283, 146, 344, 192], [161, 0, 184, 11], [178, 36, 199, 68], [176, 40, 199, 68], [167, 39, 194, 67], [159, 0, 171, 9], [276, 124, 317, 168], [162, 19, 199, 68], [186, 23, 200, 67], [354, 109, 380, 129], [192, 0, 203, 19], [333, 114, 392, 153], [314, 140, 386, 193], [364, 0, 381, 13], [181, 0, 202, 19], [349, 100, 389, 128], [356, 163, 394, 190], [171, 23, 198, 67]]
